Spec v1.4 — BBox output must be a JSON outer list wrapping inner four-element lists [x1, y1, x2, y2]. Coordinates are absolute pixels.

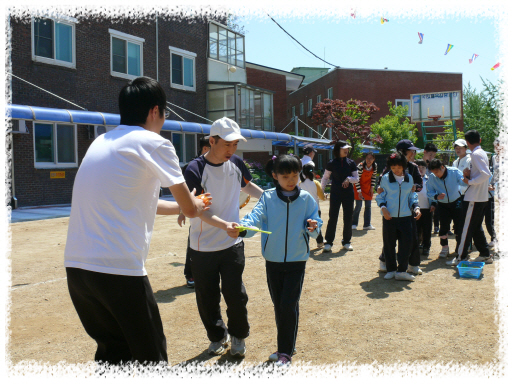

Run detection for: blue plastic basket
[[457, 261, 485, 279]]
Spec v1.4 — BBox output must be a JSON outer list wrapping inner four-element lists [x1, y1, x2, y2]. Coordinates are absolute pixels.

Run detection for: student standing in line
[[238, 154, 321, 367], [423, 143, 440, 234], [414, 160, 437, 256], [301, 144, 317, 167], [320, 141, 358, 253], [179, 137, 212, 288], [300, 162, 326, 248], [64, 77, 209, 365], [184, 117, 263, 357], [352, 152, 377, 230], [484, 157, 496, 248], [447, 130, 494, 266], [376, 140, 423, 273], [426, 159, 467, 258], [376, 152, 422, 281]]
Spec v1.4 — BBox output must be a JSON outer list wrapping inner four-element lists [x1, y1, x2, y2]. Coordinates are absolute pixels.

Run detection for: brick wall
[[287, 68, 464, 143], [9, 15, 221, 206]]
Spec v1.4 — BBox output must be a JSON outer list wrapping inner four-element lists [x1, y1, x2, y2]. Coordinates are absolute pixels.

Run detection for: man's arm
[[241, 181, 263, 199], [198, 211, 240, 238], [466, 154, 491, 185], [156, 200, 180, 215], [169, 183, 207, 218]]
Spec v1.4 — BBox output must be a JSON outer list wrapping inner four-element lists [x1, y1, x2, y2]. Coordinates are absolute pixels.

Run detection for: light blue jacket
[[375, 172, 419, 217], [426, 166, 466, 203], [239, 186, 322, 263]]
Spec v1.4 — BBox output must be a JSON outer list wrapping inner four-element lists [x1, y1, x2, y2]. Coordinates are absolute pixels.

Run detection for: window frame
[[31, 16, 77, 68], [208, 20, 245, 69], [317, 95, 321, 104], [395, 99, 412, 117], [300, 103, 304, 115], [171, 132, 197, 164], [169, 46, 197, 92], [327, 87, 333, 100], [109, 29, 144, 80], [33, 122, 78, 169]]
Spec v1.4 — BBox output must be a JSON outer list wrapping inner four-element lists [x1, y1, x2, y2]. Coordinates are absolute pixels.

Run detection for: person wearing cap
[[301, 144, 317, 167], [447, 130, 493, 266], [183, 117, 263, 357], [178, 136, 212, 289], [376, 139, 424, 273], [320, 140, 359, 252]]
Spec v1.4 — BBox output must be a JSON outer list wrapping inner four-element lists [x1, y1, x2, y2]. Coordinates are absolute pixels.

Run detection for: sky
[[242, 14, 501, 93]]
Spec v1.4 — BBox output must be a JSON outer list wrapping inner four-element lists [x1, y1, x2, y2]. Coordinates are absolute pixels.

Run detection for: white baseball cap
[[453, 139, 467, 147], [209, 117, 247, 142]]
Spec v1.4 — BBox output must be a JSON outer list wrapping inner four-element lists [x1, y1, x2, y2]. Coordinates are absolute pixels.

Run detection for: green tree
[[370, 102, 418, 154], [463, 78, 502, 152]]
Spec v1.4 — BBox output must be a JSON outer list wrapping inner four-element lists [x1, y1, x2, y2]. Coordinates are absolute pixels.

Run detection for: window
[[169, 46, 196, 92], [291, 106, 295, 117], [317, 153, 324, 170], [238, 86, 273, 131], [209, 22, 245, 68], [207, 85, 236, 122], [109, 29, 144, 80], [32, 17, 76, 68], [300, 103, 304, 115], [317, 95, 321, 104], [395, 99, 411, 117], [34, 123, 77, 168], [308, 99, 312, 112], [172, 133, 197, 163], [327, 87, 333, 100]]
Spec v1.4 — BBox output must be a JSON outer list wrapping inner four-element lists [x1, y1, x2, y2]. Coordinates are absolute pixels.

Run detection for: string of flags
[[375, 14, 499, 70]]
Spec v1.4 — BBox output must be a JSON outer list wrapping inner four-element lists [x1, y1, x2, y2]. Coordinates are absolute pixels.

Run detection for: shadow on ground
[[359, 275, 413, 299], [154, 285, 194, 303]]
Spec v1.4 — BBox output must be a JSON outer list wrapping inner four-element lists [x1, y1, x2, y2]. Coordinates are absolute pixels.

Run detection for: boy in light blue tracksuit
[[238, 154, 322, 366], [376, 152, 421, 281], [426, 159, 467, 257]]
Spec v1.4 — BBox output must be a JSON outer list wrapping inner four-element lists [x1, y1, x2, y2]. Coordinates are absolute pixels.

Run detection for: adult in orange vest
[[352, 152, 377, 230]]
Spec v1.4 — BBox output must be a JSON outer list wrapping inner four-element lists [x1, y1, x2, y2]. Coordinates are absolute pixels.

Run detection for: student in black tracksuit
[[414, 159, 437, 255], [377, 140, 423, 273], [320, 141, 358, 253]]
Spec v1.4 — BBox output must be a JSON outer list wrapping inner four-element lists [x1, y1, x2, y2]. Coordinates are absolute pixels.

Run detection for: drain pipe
[[156, 13, 159, 81]]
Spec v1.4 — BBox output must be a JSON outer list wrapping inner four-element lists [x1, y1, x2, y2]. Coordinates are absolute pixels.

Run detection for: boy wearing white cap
[[184, 117, 263, 357]]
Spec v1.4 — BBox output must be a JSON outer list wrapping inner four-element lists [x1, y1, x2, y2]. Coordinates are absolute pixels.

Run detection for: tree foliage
[[463, 78, 502, 152], [369, 101, 418, 154], [312, 98, 381, 158], [432, 121, 465, 151]]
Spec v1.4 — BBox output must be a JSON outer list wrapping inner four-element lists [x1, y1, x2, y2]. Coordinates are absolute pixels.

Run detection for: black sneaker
[[434, 227, 439, 234], [422, 248, 430, 256], [447, 231, 454, 236], [186, 278, 195, 288]]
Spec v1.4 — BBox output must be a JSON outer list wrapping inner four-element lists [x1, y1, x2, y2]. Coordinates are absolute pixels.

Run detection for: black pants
[[417, 208, 432, 249], [184, 232, 192, 280], [66, 267, 168, 364], [266, 260, 306, 356], [380, 215, 420, 267], [438, 198, 462, 249], [382, 217, 413, 272], [189, 241, 250, 342], [325, 191, 354, 246], [316, 209, 324, 244], [484, 196, 496, 241], [433, 206, 440, 229], [457, 201, 490, 260]]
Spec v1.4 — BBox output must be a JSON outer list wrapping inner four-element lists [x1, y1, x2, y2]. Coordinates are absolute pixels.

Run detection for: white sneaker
[[472, 256, 494, 264], [208, 334, 230, 355], [269, 348, 296, 361], [230, 336, 246, 357], [439, 246, 450, 258], [446, 257, 460, 266], [363, 225, 376, 230], [378, 261, 387, 273], [395, 272, 415, 281], [384, 271, 396, 279], [343, 243, 353, 251], [488, 240, 495, 248], [323, 244, 332, 253], [407, 265, 423, 275], [352, 225, 357, 230]]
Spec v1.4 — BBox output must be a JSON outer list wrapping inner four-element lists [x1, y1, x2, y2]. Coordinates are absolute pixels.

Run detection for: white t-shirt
[[464, 146, 491, 202], [64, 125, 184, 276], [184, 154, 252, 252], [417, 177, 430, 209], [394, 174, 405, 185], [300, 178, 320, 205], [452, 155, 471, 195], [301, 155, 315, 167]]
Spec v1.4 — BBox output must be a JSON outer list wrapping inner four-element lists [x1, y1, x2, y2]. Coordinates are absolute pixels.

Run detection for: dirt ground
[[7, 198, 500, 369]]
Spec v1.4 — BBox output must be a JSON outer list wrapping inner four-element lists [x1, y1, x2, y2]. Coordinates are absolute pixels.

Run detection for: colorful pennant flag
[[350, 9, 356, 18], [381, 17, 389, 24], [469, 54, 478, 64], [444, 44, 454, 55], [418, 32, 424, 44], [491, 62, 500, 71]]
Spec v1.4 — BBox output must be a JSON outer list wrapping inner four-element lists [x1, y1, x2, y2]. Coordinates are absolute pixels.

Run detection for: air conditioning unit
[[11, 120, 28, 134]]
